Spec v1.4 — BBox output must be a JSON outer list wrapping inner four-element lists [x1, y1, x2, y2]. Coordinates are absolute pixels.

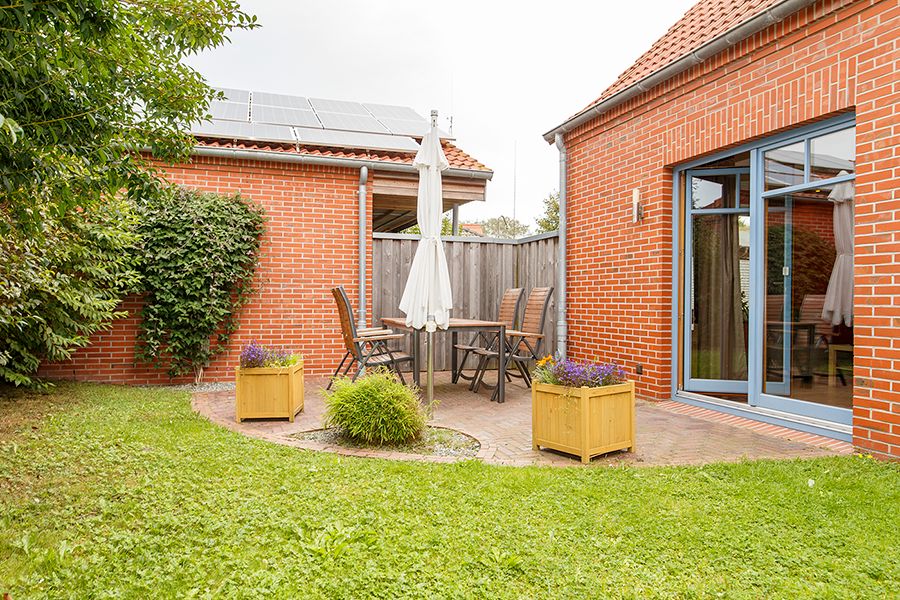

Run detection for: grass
[[1, 384, 898, 599]]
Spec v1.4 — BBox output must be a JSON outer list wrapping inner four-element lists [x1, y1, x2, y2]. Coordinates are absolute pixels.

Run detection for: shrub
[[323, 370, 426, 445], [0, 197, 140, 387], [532, 356, 626, 388], [239, 342, 300, 369], [135, 186, 265, 383]]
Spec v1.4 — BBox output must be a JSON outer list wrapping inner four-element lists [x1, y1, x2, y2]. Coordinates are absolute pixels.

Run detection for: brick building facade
[[545, 0, 898, 458], [39, 97, 492, 385]]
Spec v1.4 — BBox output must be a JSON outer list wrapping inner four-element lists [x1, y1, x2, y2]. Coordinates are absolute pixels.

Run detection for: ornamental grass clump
[[239, 342, 300, 369], [533, 356, 626, 388], [323, 369, 426, 445]]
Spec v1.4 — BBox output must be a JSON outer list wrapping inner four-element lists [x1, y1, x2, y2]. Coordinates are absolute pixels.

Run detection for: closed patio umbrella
[[399, 110, 452, 403], [822, 172, 854, 326]]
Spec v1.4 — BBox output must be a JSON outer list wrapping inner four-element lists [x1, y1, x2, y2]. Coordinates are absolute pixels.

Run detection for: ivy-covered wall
[[38, 155, 373, 383]]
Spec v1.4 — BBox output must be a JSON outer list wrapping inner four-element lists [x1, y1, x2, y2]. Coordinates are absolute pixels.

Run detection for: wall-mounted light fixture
[[632, 188, 644, 224]]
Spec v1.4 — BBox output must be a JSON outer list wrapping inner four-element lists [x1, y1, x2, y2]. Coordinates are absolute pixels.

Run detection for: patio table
[[380, 317, 508, 403]]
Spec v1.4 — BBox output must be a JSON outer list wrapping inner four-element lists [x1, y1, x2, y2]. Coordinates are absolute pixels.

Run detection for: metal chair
[[328, 286, 412, 388], [472, 286, 554, 400], [451, 287, 523, 385]]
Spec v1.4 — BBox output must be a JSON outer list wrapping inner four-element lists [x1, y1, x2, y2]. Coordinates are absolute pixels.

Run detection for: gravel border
[[291, 426, 480, 458]]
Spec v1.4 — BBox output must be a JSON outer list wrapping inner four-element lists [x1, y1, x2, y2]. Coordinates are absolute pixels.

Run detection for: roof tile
[[591, 0, 782, 105], [193, 138, 491, 172]]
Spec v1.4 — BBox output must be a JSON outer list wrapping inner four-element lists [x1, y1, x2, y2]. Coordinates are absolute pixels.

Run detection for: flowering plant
[[239, 341, 301, 369], [532, 356, 626, 388]]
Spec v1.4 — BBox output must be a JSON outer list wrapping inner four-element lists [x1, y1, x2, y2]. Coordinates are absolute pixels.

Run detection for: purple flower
[[534, 357, 626, 387], [239, 342, 297, 368], [240, 341, 265, 368]]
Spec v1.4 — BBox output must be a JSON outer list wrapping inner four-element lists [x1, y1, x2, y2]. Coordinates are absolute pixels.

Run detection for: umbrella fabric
[[398, 126, 452, 332], [822, 172, 854, 327]]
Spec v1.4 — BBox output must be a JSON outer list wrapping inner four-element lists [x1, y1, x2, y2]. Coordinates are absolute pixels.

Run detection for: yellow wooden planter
[[235, 360, 304, 422], [532, 380, 635, 463]]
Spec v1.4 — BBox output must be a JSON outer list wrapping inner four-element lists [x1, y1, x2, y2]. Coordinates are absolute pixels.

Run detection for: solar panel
[[294, 127, 419, 152], [363, 103, 423, 121], [191, 119, 250, 138], [197, 88, 439, 152], [191, 120, 295, 143], [246, 123, 296, 143], [251, 105, 321, 128], [252, 91, 311, 110], [215, 87, 250, 103], [378, 118, 432, 136], [309, 98, 369, 115], [316, 112, 389, 134], [209, 100, 249, 122]]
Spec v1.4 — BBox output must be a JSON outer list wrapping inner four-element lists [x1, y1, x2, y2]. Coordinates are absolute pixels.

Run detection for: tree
[[403, 215, 453, 236], [0, 198, 140, 386], [535, 192, 559, 233], [0, 2, 257, 385], [478, 216, 530, 239]]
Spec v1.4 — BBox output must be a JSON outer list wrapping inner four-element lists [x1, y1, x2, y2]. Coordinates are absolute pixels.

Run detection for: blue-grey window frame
[[683, 167, 751, 394], [671, 112, 856, 425]]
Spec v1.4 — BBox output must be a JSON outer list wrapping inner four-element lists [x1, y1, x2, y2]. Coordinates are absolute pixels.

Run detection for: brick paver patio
[[193, 371, 852, 467]]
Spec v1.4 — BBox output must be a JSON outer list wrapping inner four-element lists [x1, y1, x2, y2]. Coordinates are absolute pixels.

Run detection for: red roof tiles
[[593, 0, 783, 104], [193, 137, 491, 173]]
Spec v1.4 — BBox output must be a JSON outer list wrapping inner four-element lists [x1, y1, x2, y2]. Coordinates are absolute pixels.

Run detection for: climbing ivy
[[135, 187, 265, 382]]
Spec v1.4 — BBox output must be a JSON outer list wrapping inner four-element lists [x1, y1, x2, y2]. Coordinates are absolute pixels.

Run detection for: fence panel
[[371, 233, 558, 372]]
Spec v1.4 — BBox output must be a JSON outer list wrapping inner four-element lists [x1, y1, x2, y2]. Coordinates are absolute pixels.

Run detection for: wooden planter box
[[532, 381, 635, 463], [235, 361, 304, 422]]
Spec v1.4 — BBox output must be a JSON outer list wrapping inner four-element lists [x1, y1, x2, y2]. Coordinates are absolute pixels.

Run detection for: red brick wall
[[562, 0, 899, 457], [38, 155, 373, 384]]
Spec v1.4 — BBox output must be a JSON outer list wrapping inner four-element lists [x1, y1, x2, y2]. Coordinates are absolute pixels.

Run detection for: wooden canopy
[[372, 171, 487, 232]]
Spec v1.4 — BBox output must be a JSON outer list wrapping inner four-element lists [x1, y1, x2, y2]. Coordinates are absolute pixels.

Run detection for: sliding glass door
[[753, 125, 856, 423], [678, 117, 856, 425]]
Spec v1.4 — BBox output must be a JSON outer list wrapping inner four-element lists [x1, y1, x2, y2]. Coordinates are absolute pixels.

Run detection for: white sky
[[186, 0, 697, 230]]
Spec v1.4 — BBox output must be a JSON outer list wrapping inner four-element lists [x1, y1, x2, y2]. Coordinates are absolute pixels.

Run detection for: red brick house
[[544, 0, 898, 457], [39, 90, 491, 384]]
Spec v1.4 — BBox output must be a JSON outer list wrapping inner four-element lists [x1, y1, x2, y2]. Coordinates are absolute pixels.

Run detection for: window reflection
[[692, 175, 730, 209], [763, 186, 854, 410], [810, 127, 855, 182], [764, 141, 804, 190]]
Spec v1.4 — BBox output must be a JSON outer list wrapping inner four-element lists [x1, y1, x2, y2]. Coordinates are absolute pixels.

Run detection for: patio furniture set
[[234, 284, 637, 463], [330, 285, 554, 403]]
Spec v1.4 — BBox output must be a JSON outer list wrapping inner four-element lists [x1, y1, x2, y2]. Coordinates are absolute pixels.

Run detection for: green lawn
[[1, 384, 898, 599]]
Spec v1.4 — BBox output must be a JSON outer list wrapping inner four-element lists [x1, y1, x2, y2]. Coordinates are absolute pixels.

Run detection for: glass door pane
[[684, 169, 750, 396], [690, 213, 750, 381], [761, 188, 854, 420]]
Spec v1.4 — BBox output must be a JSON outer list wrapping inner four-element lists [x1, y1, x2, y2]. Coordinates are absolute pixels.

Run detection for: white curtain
[[822, 172, 854, 327]]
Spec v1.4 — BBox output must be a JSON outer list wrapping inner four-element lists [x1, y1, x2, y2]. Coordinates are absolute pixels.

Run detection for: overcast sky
[[187, 0, 697, 230]]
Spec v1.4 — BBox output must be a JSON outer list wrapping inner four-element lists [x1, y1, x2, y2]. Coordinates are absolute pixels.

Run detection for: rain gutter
[[542, 0, 818, 142], [191, 145, 493, 180], [554, 133, 567, 360]]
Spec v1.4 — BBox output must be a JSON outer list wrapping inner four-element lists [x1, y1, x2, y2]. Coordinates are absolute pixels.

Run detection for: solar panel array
[[190, 88, 446, 153]]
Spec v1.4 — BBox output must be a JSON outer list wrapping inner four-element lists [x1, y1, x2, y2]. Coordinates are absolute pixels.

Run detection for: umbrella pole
[[426, 328, 434, 404], [425, 313, 435, 404]]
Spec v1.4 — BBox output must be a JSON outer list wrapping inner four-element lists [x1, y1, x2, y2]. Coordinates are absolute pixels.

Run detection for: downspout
[[358, 166, 368, 328], [451, 205, 460, 235], [555, 133, 567, 360]]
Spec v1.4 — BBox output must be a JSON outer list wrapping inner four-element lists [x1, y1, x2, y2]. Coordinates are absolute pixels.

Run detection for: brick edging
[[655, 401, 854, 453]]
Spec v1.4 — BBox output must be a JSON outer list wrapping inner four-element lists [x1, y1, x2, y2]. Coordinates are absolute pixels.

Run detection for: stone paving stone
[[192, 371, 852, 468]]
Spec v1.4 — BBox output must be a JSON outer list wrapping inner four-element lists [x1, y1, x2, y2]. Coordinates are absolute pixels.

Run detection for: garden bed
[[291, 426, 479, 458]]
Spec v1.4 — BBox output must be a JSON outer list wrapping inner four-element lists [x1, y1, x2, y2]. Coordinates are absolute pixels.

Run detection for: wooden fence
[[372, 231, 559, 372]]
